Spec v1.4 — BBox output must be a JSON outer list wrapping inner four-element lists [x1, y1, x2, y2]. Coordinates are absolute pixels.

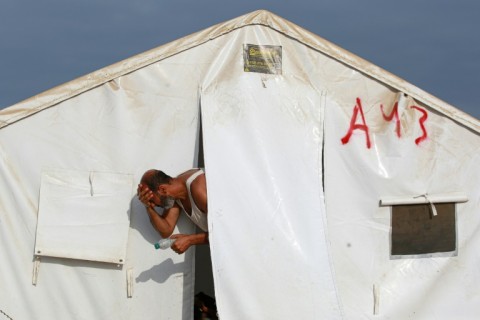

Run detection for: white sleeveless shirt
[[176, 169, 208, 231]]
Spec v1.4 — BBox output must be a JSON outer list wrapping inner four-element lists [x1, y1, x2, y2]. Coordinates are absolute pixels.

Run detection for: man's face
[[159, 195, 175, 209], [152, 185, 175, 209]]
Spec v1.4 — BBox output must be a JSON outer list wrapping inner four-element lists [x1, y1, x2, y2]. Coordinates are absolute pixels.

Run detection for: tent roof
[[1, 9, 478, 132]]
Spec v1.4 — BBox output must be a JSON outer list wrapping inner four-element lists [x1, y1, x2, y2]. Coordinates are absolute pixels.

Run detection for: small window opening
[[391, 202, 457, 258]]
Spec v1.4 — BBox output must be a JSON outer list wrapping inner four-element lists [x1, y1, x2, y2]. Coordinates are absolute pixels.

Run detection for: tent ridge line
[[1, 10, 478, 132], [0, 14, 266, 129], [263, 20, 480, 132]]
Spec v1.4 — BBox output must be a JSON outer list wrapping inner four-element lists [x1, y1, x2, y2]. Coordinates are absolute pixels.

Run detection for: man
[[137, 168, 208, 254]]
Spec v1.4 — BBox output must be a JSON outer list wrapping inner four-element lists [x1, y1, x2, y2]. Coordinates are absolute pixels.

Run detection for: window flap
[[35, 169, 133, 264]]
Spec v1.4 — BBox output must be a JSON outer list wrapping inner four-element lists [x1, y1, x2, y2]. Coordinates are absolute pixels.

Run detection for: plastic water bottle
[[154, 238, 176, 250]]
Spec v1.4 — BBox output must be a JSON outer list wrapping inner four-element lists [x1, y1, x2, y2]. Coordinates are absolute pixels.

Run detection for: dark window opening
[[391, 203, 456, 257]]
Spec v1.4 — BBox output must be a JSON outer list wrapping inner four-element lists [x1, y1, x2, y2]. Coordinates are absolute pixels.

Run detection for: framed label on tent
[[34, 169, 133, 264], [243, 44, 282, 75]]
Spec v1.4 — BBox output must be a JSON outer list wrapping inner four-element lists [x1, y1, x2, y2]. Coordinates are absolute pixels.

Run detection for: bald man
[[137, 168, 208, 254]]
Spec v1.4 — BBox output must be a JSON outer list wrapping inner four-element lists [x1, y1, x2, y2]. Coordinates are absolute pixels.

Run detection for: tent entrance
[[193, 115, 216, 314], [194, 244, 216, 308]]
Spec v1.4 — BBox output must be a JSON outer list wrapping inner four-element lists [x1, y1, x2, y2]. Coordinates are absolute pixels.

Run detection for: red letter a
[[341, 98, 371, 148]]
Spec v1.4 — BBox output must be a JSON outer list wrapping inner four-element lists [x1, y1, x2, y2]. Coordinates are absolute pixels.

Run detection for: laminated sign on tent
[[1, 10, 479, 320]]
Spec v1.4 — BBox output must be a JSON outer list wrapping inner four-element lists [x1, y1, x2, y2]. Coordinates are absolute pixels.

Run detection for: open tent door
[[201, 75, 343, 319]]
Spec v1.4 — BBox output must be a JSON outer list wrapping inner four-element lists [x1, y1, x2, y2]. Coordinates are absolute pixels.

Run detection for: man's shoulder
[[190, 170, 205, 187], [190, 170, 207, 197], [192, 172, 205, 185], [190, 172, 207, 212], [177, 168, 199, 179]]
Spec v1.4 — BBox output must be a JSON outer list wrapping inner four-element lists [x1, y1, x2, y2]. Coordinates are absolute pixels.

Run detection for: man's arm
[[144, 205, 180, 238]]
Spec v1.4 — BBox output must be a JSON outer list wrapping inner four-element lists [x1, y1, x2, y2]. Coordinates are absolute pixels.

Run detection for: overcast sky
[[1, 0, 479, 119]]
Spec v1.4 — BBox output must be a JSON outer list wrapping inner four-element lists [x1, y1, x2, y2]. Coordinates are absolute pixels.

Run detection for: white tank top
[[176, 169, 208, 231]]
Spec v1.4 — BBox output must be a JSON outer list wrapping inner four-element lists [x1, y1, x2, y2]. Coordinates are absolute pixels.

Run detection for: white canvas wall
[[0, 44, 210, 319], [325, 95, 480, 319]]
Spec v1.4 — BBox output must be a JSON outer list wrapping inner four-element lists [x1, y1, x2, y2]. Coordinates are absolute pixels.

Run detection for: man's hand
[[169, 233, 209, 254], [137, 183, 154, 208], [170, 234, 192, 254]]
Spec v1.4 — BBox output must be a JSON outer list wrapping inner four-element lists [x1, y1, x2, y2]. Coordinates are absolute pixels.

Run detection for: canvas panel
[[202, 74, 342, 318], [324, 93, 480, 319], [0, 53, 204, 319]]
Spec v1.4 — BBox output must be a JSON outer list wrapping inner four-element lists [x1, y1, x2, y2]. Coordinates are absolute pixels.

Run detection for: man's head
[[141, 169, 172, 192], [141, 169, 175, 208]]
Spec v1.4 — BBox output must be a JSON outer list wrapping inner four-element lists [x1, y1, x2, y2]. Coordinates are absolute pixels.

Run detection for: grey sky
[[1, 0, 479, 119]]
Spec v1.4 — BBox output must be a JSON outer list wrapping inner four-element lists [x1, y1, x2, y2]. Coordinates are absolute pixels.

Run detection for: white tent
[[1, 10, 479, 320]]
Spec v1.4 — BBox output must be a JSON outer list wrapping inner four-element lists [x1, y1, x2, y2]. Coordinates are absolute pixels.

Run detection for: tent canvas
[[1, 10, 479, 320]]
